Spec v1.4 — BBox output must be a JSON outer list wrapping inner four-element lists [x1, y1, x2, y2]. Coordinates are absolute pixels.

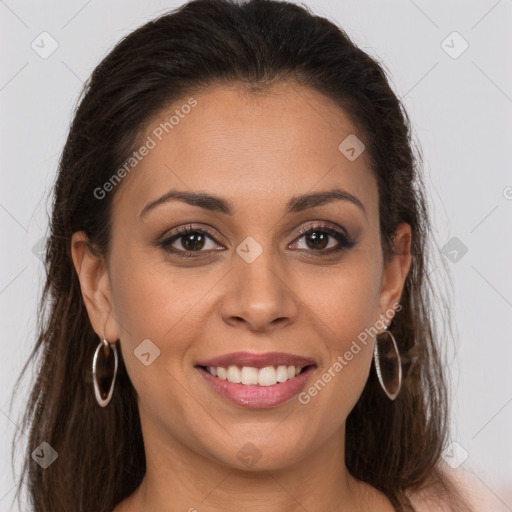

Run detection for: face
[[73, 81, 410, 472]]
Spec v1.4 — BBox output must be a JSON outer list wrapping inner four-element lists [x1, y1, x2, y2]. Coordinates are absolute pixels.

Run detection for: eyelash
[[157, 222, 355, 258]]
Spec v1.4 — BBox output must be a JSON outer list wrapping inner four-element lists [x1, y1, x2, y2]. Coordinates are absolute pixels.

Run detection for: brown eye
[[178, 232, 207, 251], [303, 230, 330, 250], [158, 225, 223, 256], [290, 223, 355, 255]]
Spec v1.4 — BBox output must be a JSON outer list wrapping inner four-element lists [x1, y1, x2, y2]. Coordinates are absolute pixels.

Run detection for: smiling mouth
[[196, 364, 314, 386]]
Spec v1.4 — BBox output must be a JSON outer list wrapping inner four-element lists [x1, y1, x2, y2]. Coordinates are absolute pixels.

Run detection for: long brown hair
[[10, 0, 472, 510]]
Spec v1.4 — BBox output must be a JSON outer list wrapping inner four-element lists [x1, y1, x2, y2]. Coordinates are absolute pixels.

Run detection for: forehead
[[112, 81, 378, 222]]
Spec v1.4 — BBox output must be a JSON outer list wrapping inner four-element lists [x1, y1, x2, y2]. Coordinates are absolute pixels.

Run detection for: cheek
[[108, 261, 204, 418], [108, 252, 225, 387], [302, 259, 381, 347], [109, 244, 210, 339], [298, 258, 380, 400]]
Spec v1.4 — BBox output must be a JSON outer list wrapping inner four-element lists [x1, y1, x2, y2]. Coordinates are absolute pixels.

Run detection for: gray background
[[1, 0, 511, 510]]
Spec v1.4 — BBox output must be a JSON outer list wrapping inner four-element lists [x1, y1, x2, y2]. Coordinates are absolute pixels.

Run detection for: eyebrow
[[139, 187, 367, 219]]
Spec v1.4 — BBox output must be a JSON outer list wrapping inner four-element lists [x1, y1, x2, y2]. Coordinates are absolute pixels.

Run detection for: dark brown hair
[[10, 0, 472, 510]]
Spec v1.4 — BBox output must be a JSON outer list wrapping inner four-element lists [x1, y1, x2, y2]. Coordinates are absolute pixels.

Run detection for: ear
[[71, 231, 119, 342], [377, 222, 412, 330]]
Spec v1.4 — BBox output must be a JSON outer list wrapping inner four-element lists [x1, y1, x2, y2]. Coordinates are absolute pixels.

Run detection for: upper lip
[[196, 351, 317, 369]]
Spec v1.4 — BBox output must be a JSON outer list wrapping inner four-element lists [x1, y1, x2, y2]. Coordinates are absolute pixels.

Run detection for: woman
[[12, 0, 476, 510]]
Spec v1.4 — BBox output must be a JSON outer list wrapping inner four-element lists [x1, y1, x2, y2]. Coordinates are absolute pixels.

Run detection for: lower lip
[[196, 366, 316, 408]]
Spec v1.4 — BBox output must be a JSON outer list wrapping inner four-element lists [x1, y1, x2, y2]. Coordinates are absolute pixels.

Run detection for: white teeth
[[226, 365, 241, 383], [258, 366, 277, 386], [276, 365, 288, 382], [204, 365, 306, 385], [241, 366, 259, 385]]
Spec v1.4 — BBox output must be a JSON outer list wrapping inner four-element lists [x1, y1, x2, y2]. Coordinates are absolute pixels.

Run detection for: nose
[[220, 247, 299, 333]]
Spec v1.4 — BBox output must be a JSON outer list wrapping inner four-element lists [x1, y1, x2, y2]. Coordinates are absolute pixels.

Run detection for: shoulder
[[409, 463, 508, 512]]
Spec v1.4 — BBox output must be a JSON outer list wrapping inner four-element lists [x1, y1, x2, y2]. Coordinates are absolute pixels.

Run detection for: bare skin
[[72, 81, 412, 511]]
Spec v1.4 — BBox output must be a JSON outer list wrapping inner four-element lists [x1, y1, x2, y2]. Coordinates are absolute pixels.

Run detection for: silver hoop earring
[[373, 327, 402, 400], [92, 338, 118, 407]]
